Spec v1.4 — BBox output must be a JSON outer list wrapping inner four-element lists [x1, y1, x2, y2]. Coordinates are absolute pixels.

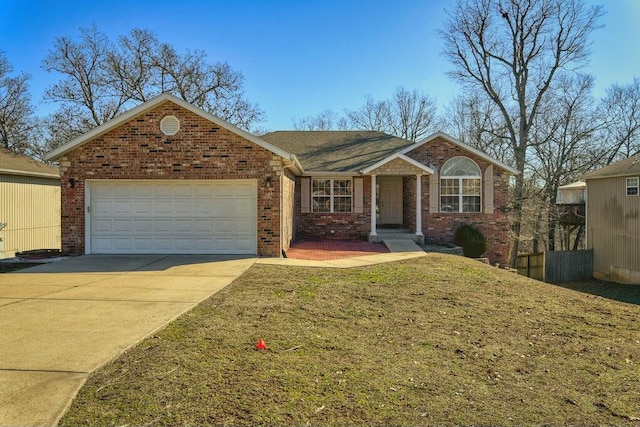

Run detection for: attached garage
[[87, 180, 257, 254], [45, 93, 302, 257]]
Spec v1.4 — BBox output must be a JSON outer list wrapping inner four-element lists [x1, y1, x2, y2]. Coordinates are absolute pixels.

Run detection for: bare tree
[[443, 91, 512, 163], [294, 87, 438, 141], [292, 109, 348, 131], [600, 78, 640, 164], [530, 73, 602, 250], [42, 25, 265, 149], [0, 52, 35, 154], [387, 87, 438, 141], [440, 0, 603, 266], [346, 95, 389, 132]]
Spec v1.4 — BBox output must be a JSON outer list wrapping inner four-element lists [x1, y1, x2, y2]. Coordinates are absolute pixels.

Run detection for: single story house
[[0, 148, 61, 258], [582, 156, 640, 284], [45, 93, 516, 265]]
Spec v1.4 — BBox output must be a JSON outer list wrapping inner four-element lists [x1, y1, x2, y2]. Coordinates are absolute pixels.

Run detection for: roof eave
[[44, 93, 295, 163], [0, 168, 60, 179]]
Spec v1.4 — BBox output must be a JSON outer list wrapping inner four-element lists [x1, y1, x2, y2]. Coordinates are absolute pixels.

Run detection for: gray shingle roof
[[0, 149, 60, 178], [582, 156, 640, 180], [260, 131, 414, 172]]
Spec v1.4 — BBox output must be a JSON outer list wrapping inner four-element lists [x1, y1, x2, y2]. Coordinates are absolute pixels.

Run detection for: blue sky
[[1, 0, 639, 131]]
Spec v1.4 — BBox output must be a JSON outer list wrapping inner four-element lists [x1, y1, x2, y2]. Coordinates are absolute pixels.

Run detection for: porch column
[[370, 174, 377, 237], [416, 174, 424, 240]]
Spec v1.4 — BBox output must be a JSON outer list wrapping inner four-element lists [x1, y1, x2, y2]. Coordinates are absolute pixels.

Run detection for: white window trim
[[312, 178, 353, 213], [440, 157, 483, 213], [440, 175, 482, 213], [626, 177, 639, 196]]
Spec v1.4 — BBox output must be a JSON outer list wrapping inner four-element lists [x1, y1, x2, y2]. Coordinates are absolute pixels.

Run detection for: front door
[[378, 176, 403, 225]]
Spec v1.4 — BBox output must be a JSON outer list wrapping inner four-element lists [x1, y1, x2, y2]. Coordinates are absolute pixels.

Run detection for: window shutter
[[354, 178, 363, 213], [301, 177, 311, 213], [484, 165, 494, 214], [429, 170, 439, 213]]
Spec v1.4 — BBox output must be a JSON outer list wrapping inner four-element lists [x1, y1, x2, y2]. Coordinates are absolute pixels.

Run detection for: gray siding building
[[583, 156, 640, 284]]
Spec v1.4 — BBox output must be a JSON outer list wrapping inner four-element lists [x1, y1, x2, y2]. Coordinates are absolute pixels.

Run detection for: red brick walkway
[[285, 240, 389, 261]]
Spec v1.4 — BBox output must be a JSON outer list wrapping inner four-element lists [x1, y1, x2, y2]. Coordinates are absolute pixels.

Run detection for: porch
[[362, 154, 434, 244]]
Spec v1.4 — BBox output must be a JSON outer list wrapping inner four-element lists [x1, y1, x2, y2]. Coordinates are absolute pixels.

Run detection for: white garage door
[[88, 180, 257, 254]]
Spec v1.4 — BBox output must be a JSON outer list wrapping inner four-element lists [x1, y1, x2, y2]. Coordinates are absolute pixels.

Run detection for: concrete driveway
[[0, 254, 256, 426]]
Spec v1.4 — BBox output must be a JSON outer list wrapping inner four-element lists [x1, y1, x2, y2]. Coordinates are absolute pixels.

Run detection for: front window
[[627, 177, 639, 196], [312, 179, 352, 213], [440, 157, 481, 213]]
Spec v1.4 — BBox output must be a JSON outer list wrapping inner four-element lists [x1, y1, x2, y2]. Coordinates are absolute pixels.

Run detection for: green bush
[[454, 224, 487, 258]]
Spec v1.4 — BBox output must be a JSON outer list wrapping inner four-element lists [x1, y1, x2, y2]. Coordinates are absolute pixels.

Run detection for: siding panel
[[587, 177, 640, 280], [0, 175, 61, 258]]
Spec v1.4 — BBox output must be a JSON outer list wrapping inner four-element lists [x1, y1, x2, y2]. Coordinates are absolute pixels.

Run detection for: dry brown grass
[[60, 253, 640, 426]]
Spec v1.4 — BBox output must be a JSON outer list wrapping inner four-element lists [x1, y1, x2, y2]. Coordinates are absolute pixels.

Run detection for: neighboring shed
[[0, 149, 61, 258], [582, 156, 640, 284]]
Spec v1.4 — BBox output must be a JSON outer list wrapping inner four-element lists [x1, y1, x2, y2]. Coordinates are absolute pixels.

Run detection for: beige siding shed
[[0, 149, 61, 258]]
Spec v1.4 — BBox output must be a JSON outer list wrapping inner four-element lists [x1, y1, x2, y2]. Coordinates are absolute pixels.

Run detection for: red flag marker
[[256, 338, 268, 350]]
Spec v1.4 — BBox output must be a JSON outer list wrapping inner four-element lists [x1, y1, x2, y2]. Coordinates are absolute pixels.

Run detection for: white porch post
[[416, 174, 424, 241], [370, 174, 377, 237]]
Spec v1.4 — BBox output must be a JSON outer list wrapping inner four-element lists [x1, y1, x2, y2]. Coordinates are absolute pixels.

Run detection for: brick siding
[[57, 101, 286, 257], [405, 136, 510, 266], [294, 176, 371, 241]]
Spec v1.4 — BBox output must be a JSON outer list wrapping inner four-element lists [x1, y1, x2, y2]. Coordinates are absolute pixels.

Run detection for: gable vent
[[160, 115, 180, 135]]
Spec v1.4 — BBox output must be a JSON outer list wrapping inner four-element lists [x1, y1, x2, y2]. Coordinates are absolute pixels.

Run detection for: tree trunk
[[508, 149, 527, 267], [572, 225, 584, 250], [547, 204, 556, 251]]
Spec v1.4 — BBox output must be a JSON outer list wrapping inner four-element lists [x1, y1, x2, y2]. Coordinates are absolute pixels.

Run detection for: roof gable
[[44, 93, 295, 164], [0, 149, 59, 179], [402, 132, 519, 175], [361, 153, 434, 175]]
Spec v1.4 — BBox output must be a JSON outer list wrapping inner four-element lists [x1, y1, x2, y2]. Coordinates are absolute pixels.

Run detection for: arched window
[[440, 157, 481, 213]]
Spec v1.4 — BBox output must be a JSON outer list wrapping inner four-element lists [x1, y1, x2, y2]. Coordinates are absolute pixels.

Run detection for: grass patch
[[60, 254, 640, 426]]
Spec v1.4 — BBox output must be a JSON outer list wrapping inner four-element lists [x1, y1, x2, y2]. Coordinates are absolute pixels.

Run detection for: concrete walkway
[[0, 255, 256, 426]]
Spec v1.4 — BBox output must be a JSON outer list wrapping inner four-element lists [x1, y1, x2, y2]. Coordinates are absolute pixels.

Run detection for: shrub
[[454, 224, 487, 258]]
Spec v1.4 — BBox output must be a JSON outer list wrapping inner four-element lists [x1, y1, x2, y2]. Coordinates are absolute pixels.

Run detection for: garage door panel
[[114, 201, 132, 214], [194, 220, 214, 232], [90, 180, 257, 254], [235, 183, 257, 197], [133, 201, 152, 213], [153, 186, 173, 197], [235, 238, 255, 252], [133, 238, 154, 251], [114, 238, 134, 251], [93, 219, 113, 233], [154, 220, 173, 233], [94, 200, 113, 215], [175, 219, 194, 232], [113, 219, 133, 233], [133, 186, 153, 197], [133, 219, 152, 232], [194, 186, 214, 197], [175, 200, 193, 214], [154, 201, 173, 214], [113, 186, 133, 197]]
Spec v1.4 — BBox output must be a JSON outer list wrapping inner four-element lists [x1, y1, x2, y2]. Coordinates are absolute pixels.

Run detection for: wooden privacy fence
[[517, 250, 593, 283]]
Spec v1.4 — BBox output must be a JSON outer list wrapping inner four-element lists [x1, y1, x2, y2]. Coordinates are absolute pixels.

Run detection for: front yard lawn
[[61, 254, 640, 426]]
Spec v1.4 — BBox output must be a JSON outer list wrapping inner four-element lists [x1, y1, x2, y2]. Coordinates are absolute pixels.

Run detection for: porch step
[[370, 229, 421, 243], [382, 239, 425, 253]]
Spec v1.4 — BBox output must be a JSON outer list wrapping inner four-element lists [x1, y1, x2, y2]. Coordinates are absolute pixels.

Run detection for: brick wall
[[294, 176, 371, 241], [57, 101, 285, 257], [406, 136, 510, 266]]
